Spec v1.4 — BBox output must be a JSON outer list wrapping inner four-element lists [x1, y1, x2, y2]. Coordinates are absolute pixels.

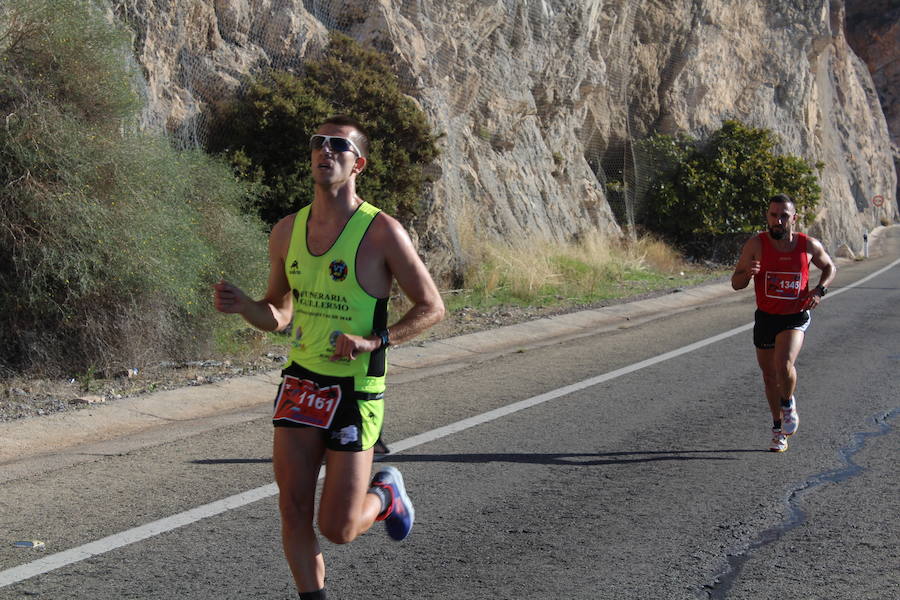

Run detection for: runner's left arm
[[381, 220, 446, 346], [329, 215, 445, 361], [803, 237, 836, 310]]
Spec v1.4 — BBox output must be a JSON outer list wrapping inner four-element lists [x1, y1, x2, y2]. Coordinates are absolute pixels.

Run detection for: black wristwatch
[[815, 284, 828, 296], [375, 328, 391, 349]]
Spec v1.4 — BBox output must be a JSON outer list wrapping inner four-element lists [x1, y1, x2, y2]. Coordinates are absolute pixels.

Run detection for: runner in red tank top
[[754, 232, 810, 315], [731, 194, 836, 452]]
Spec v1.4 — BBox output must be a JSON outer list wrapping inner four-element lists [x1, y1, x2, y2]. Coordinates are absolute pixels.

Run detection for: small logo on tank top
[[291, 325, 305, 351], [289, 260, 302, 275], [329, 330, 343, 348], [329, 260, 348, 281]]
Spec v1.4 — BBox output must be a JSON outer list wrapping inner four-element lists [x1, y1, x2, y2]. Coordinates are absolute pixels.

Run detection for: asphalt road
[[1, 229, 897, 599]]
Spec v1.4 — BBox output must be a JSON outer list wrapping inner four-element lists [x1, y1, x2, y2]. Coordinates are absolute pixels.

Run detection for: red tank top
[[754, 232, 810, 314]]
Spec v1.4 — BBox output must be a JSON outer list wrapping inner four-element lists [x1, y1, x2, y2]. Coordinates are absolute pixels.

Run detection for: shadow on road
[[380, 449, 763, 466], [190, 449, 765, 467], [191, 457, 272, 464]]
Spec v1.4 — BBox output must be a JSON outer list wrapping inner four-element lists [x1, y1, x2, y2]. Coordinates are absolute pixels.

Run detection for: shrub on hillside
[[637, 120, 822, 258], [0, 0, 268, 376], [208, 33, 442, 226]]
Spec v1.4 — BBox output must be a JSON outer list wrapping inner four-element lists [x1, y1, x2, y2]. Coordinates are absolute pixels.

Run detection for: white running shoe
[[769, 428, 788, 453], [781, 397, 799, 436]]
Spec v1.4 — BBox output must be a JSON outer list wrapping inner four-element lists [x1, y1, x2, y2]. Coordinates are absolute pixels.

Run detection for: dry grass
[[448, 227, 710, 309]]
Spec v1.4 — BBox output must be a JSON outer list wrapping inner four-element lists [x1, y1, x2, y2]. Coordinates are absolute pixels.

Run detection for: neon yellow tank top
[[284, 202, 388, 393]]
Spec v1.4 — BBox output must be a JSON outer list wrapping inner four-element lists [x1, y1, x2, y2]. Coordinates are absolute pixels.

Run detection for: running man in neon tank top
[[214, 115, 445, 599], [731, 194, 836, 453]]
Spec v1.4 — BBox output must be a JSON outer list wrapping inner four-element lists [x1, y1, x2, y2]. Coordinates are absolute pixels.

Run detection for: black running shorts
[[753, 309, 811, 349], [272, 363, 384, 452]]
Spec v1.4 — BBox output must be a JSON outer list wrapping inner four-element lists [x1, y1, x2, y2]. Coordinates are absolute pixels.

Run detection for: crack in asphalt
[[702, 408, 898, 599]]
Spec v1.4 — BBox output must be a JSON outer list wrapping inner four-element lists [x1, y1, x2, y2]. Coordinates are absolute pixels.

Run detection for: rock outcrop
[[112, 0, 897, 279], [630, 0, 897, 252], [845, 0, 900, 204]]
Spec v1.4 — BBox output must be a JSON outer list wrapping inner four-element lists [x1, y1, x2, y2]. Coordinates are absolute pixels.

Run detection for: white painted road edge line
[[2, 257, 897, 588]]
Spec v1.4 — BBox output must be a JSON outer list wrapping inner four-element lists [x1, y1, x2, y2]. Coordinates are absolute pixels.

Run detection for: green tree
[[209, 33, 442, 226], [637, 120, 821, 251], [0, 0, 267, 376]]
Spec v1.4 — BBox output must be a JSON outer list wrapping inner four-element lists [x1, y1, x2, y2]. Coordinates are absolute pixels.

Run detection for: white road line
[[2, 257, 897, 588], [1, 484, 279, 587]]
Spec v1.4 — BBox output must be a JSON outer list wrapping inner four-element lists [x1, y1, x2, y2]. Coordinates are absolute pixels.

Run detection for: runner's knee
[[318, 512, 360, 545], [278, 488, 316, 529], [776, 359, 795, 379]]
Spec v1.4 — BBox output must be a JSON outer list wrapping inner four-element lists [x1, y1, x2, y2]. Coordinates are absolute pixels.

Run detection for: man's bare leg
[[756, 348, 782, 422], [772, 329, 804, 405], [317, 447, 383, 544], [756, 329, 804, 419], [273, 427, 327, 592]]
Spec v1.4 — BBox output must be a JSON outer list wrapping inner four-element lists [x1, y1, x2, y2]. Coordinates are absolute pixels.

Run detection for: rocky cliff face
[[630, 0, 897, 253], [845, 0, 900, 205], [112, 0, 897, 278]]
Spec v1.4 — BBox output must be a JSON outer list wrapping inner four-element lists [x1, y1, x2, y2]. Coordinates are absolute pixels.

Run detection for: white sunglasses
[[309, 135, 362, 157]]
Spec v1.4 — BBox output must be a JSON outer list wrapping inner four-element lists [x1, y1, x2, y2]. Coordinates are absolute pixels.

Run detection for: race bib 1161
[[273, 376, 342, 428]]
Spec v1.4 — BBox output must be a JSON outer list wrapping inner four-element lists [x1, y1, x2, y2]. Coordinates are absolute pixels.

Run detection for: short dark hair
[[320, 115, 370, 158], [769, 193, 794, 206]]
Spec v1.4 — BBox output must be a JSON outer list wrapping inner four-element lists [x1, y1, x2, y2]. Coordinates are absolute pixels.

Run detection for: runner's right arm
[[214, 216, 294, 332], [731, 235, 761, 290]]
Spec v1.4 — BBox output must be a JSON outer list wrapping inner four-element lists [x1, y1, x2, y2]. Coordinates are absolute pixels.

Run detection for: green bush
[[0, 0, 268, 376], [637, 120, 822, 254], [208, 33, 442, 226]]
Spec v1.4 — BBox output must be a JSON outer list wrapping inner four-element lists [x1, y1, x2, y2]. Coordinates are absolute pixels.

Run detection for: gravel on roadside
[[0, 279, 725, 423]]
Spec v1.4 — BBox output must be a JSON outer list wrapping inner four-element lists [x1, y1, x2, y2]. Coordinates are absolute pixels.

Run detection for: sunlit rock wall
[[113, 0, 897, 278]]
